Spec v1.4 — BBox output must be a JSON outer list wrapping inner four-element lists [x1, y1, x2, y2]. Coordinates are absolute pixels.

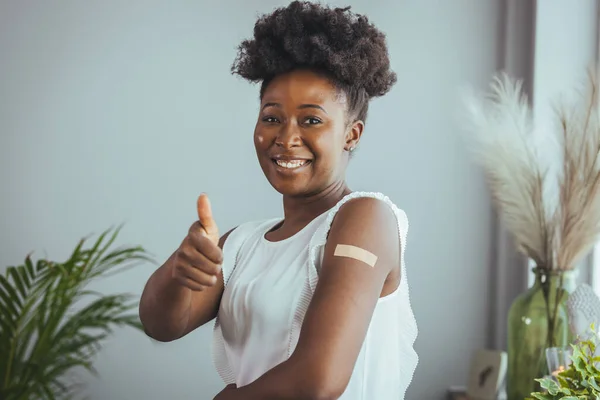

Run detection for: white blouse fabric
[[211, 192, 418, 399]]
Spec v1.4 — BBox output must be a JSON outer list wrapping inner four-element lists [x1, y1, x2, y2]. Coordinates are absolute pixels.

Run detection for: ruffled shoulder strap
[[212, 217, 279, 385], [220, 217, 280, 286], [307, 191, 409, 294]]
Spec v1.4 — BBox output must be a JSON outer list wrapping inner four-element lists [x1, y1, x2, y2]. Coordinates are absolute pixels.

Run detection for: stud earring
[[348, 146, 355, 152]]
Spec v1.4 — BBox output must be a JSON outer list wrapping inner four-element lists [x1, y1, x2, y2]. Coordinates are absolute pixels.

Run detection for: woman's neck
[[281, 181, 351, 226]]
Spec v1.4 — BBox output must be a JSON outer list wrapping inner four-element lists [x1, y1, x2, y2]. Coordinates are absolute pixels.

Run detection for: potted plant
[[0, 226, 153, 399], [461, 68, 600, 399], [528, 325, 600, 399]]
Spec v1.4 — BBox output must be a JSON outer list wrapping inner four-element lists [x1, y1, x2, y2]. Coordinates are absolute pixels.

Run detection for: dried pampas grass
[[461, 68, 600, 271]]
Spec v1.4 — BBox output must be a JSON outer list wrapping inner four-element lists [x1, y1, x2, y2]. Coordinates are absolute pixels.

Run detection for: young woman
[[139, 2, 418, 399]]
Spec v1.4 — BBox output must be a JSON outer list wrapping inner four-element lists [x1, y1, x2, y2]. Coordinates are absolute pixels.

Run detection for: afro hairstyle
[[231, 1, 396, 123]]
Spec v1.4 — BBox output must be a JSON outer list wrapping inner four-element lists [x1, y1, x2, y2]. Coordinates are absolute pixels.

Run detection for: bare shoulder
[[325, 196, 400, 276], [332, 196, 397, 228]]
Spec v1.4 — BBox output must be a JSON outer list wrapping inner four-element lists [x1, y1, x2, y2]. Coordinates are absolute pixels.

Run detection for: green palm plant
[[0, 225, 154, 400]]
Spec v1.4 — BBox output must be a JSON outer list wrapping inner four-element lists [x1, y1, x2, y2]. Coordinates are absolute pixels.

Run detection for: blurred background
[[1, 0, 598, 399]]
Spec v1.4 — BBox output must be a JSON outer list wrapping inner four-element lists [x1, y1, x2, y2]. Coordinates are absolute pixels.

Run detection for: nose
[[275, 121, 302, 149]]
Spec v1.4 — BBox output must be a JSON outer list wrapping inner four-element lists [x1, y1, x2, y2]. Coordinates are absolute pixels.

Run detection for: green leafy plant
[[0, 226, 154, 400], [528, 325, 600, 399]]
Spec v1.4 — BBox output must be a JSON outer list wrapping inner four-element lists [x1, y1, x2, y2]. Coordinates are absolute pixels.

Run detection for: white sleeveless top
[[211, 192, 418, 399]]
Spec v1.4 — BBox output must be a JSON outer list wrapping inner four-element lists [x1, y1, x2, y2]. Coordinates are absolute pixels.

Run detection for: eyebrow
[[262, 102, 328, 114]]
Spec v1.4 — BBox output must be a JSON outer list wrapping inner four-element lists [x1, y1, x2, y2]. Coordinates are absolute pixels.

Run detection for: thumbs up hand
[[172, 194, 224, 291]]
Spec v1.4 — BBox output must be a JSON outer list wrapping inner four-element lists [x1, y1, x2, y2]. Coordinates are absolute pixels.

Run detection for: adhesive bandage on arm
[[333, 244, 378, 267]]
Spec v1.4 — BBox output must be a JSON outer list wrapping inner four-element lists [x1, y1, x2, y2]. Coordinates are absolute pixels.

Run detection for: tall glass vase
[[506, 267, 576, 400]]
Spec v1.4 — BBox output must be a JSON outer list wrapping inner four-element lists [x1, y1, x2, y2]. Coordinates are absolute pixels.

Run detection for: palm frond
[[0, 226, 153, 400]]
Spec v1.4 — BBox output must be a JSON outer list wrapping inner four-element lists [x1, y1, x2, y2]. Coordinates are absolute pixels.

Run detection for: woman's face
[[254, 69, 362, 197]]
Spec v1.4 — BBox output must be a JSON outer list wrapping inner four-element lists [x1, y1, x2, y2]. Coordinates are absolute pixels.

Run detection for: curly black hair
[[231, 1, 396, 124]]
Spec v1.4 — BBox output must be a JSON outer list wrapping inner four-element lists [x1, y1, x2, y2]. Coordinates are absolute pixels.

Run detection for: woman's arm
[[216, 197, 400, 400], [139, 228, 235, 342]]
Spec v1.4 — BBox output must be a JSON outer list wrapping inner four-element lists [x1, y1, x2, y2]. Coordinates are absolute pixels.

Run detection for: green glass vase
[[506, 268, 576, 400]]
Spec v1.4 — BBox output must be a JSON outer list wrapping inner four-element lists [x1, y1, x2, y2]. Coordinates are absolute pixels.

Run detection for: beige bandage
[[333, 244, 378, 267]]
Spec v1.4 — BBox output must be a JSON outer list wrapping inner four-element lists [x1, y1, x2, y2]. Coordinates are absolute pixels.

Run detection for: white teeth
[[276, 160, 308, 169]]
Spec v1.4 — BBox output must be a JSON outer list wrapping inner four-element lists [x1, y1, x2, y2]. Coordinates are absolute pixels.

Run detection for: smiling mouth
[[272, 159, 311, 169]]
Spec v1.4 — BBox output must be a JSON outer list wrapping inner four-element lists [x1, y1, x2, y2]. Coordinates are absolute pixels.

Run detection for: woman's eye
[[262, 116, 280, 123], [305, 117, 322, 125]]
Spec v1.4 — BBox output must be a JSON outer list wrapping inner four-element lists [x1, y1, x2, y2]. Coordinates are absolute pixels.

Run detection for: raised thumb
[[197, 193, 219, 243]]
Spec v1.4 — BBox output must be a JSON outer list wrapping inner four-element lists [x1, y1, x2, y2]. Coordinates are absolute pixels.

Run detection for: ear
[[344, 120, 364, 151]]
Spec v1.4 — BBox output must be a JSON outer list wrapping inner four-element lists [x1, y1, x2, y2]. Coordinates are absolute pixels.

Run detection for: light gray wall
[[0, 1, 501, 399]]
